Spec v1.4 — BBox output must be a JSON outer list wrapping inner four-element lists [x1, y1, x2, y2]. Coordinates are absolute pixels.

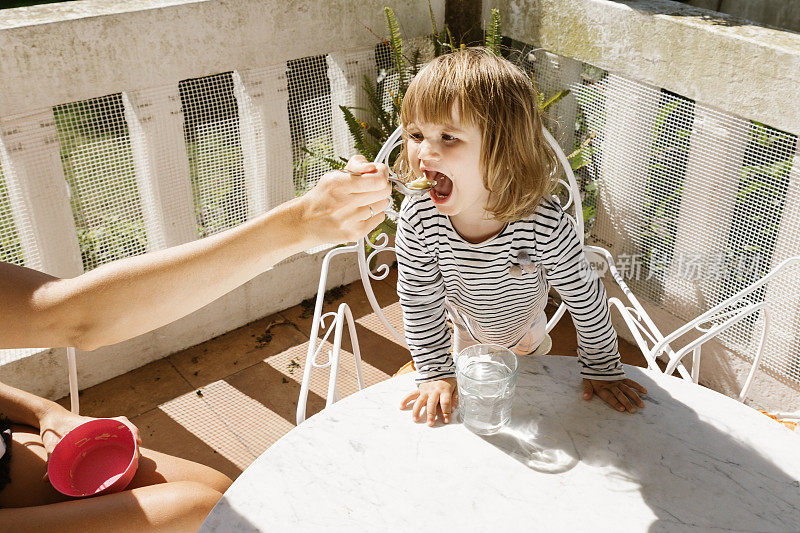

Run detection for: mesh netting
[[0, 47, 390, 365], [525, 47, 800, 384], [54, 95, 150, 271], [0, 40, 797, 386], [288, 55, 334, 196], [180, 72, 246, 237], [0, 162, 27, 266]]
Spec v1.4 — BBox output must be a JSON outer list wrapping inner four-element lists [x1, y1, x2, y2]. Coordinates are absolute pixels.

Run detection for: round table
[[201, 356, 800, 532]]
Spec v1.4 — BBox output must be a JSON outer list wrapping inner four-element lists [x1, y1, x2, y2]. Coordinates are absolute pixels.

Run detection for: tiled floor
[[57, 266, 647, 482]]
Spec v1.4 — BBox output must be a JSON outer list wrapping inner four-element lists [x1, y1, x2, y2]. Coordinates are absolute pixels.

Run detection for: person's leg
[[0, 425, 231, 508], [129, 448, 232, 494], [0, 480, 222, 533]]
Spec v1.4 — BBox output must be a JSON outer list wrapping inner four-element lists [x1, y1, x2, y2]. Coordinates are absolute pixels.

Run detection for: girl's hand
[[582, 378, 647, 413], [400, 378, 458, 426], [38, 405, 141, 458]]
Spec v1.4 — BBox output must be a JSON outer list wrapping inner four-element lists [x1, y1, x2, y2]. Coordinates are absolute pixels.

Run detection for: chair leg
[[739, 310, 770, 403], [297, 244, 359, 425], [690, 346, 702, 384], [326, 306, 347, 407], [341, 304, 365, 390], [66, 347, 79, 414], [325, 303, 366, 407]]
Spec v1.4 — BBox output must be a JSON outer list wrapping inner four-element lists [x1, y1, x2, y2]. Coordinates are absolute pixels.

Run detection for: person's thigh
[[0, 480, 222, 533], [0, 425, 231, 509], [0, 425, 67, 508], [129, 448, 232, 493]]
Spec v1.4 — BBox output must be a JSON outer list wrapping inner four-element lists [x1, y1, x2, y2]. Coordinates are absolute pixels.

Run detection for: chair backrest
[[657, 255, 800, 402], [357, 126, 585, 343]]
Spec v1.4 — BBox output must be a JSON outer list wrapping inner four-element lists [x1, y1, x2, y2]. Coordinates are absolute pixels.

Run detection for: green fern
[[445, 25, 457, 51], [300, 147, 345, 170], [428, 0, 441, 57], [340, 105, 382, 161], [384, 7, 407, 95], [485, 9, 501, 55], [540, 89, 571, 113], [360, 76, 395, 136], [410, 49, 423, 77]]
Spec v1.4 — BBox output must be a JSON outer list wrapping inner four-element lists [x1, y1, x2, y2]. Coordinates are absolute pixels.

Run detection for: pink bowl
[[47, 418, 139, 497]]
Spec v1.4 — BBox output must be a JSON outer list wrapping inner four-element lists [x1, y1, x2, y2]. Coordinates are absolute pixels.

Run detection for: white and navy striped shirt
[[396, 194, 625, 383]]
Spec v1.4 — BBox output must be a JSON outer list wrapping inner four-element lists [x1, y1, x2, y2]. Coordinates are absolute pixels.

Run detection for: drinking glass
[[455, 344, 518, 435]]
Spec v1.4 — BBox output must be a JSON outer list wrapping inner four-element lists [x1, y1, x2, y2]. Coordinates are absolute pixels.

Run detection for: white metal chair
[[295, 125, 644, 424], [66, 346, 80, 413], [609, 255, 800, 404]]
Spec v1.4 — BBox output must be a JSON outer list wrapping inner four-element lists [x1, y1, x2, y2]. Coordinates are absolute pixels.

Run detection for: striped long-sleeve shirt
[[395, 194, 625, 383]]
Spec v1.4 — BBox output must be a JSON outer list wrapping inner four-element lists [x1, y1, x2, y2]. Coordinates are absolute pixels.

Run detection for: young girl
[[395, 48, 647, 426]]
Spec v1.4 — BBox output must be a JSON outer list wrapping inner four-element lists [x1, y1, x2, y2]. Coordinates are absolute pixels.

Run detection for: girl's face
[[405, 108, 488, 221]]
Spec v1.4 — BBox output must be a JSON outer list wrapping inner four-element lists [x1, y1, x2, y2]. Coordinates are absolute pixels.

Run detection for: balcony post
[[663, 107, 749, 316], [121, 88, 197, 248], [0, 111, 82, 277], [537, 51, 583, 154], [234, 66, 295, 218], [0, 134, 39, 268], [761, 149, 800, 373], [326, 50, 377, 162], [589, 75, 658, 258]]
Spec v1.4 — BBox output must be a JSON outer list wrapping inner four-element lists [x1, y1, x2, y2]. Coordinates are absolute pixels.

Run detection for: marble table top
[[201, 355, 800, 532]]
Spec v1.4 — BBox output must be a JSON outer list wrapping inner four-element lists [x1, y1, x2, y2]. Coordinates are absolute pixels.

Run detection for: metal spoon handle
[[341, 168, 432, 196]]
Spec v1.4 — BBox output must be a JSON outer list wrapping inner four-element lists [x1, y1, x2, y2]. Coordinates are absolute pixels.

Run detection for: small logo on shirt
[[509, 251, 537, 277]]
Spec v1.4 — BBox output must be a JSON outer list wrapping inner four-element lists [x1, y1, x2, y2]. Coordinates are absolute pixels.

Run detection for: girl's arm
[[536, 201, 625, 381], [0, 158, 391, 351], [395, 205, 453, 382]]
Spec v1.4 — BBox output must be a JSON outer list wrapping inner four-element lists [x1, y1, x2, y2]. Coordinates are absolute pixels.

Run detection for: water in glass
[[456, 345, 518, 436]]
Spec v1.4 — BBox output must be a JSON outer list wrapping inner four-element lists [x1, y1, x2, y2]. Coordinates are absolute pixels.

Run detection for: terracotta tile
[[133, 389, 257, 479], [259, 340, 362, 407], [56, 358, 191, 419], [349, 322, 410, 378], [169, 312, 307, 388], [355, 300, 405, 345], [198, 379, 296, 457], [228, 338, 393, 424], [132, 405, 248, 481]]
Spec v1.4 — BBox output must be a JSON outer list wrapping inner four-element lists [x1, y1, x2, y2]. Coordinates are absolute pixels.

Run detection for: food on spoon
[[406, 176, 436, 190]]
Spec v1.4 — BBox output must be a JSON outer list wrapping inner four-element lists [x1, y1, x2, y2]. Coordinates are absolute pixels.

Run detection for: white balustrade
[[122, 88, 197, 249], [0, 111, 82, 278]]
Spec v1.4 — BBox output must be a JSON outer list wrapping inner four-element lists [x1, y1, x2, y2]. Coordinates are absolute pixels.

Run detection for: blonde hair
[[399, 47, 559, 222]]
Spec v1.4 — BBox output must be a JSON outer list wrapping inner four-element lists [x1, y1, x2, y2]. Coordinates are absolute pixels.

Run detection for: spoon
[[343, 169, 435, 196]]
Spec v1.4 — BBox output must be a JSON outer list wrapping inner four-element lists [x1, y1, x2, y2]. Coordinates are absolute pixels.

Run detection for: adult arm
[[0, 380, 50, 428], [0, 157, 392, 351]]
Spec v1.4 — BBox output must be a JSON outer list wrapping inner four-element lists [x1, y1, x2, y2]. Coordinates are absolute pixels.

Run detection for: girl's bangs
[[401, 66, 476, 128]]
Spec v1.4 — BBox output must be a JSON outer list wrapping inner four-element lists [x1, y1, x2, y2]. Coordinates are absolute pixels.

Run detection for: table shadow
[[546, 370, 800, 532], [202, 497, 263, 532]]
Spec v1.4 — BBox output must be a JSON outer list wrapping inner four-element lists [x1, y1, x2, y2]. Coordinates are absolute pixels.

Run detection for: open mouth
[[425, 170, 453, 203]]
